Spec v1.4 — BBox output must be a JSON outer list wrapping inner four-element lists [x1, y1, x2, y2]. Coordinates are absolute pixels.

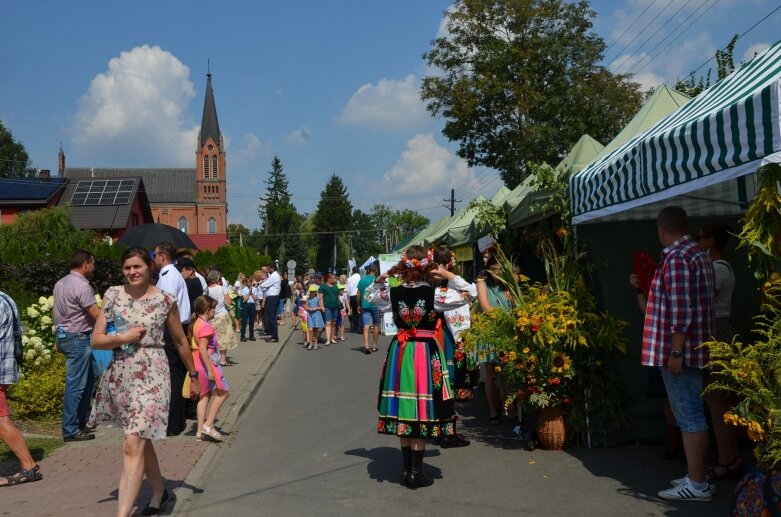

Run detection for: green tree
[[312, 175, 352, 272], [674, 34, 738, 98], [257, 156, 301, 263], [226, 223, 251, 245], [0, 121, 35, 178], [393, 209, 429, 242], [351, 209, 383, 261], [421, 0, 643, 188]]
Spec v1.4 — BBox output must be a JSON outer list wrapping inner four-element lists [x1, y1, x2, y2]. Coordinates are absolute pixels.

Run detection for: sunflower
[[551, 352, 571, 374]]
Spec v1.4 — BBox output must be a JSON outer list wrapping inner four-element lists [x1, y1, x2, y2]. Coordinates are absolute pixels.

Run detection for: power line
[[603, 0, 659, 58], [613, 0, 694, 73], [627, 0, 715, 76], [606, 0, 676, 66], [685, 2, 781, 80]]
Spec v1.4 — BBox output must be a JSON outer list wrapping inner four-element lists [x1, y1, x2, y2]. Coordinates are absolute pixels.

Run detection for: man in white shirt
[[260, 264, 281, 342], [345, 266, 361, 333], [241, 279, 257, 342], [153, 242, 190, 436]]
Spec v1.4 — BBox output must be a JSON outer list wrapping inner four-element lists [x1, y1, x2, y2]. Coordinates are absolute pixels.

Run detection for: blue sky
[[2, 0, 779, 229]]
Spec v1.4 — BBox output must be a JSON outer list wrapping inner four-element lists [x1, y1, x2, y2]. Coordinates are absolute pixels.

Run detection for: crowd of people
[[0, 205, 745, 508]]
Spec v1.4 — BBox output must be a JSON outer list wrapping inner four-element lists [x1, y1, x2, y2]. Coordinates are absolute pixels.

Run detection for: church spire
[[199, 69, 221, 148]]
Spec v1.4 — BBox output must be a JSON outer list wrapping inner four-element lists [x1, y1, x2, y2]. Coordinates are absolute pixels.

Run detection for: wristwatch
[[189, 371, 199, 379], [670, 349, 683, 359]]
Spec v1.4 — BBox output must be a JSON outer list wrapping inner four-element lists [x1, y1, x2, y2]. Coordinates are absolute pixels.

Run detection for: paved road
[[178, 330, 731, 516]]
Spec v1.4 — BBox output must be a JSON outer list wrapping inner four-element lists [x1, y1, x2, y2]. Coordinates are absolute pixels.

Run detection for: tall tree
[[0, 121, 35, 178], [421, 0, 643, 188], [674, 34, 738, 98], [226, 223, 251, 245], [312, 175, 352, 272], [257, 156, 300, 263]]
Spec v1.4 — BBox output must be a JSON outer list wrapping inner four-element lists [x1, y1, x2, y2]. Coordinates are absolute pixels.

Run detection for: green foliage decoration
[[8, 353, 66, 420]]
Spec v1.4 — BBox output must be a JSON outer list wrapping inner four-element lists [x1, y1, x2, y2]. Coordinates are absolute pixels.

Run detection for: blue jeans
[[57, 332, 96, 438], [242, 303, 256, 339], [323, 306, 339, 323], [361, 307, 381, 326], [660, 366, 708, 433], [265, 296, 279, 340]]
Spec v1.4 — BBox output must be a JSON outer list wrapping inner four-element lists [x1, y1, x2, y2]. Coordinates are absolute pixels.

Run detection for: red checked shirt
[[641, 236, 715, 368]]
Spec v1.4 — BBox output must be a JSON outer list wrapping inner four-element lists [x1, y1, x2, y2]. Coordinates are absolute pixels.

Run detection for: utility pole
[[442, 188, 461, 216]]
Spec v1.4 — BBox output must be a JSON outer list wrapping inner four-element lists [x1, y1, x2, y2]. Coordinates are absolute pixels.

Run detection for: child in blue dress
[[306, 284, 324, 350]]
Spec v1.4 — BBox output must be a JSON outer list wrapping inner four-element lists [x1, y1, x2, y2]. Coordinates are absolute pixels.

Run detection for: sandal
[[0, 464, 43, 487], [371, 347, 378, 352], [709, 457, 745, 480], [201, 425, 224, 442]]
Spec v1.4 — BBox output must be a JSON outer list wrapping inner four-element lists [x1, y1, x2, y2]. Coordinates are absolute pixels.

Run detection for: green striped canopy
[[571, 40, 781, 225]]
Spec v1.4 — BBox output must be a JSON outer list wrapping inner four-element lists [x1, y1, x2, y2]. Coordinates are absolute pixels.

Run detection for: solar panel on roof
[[70, 179, 135, 206]]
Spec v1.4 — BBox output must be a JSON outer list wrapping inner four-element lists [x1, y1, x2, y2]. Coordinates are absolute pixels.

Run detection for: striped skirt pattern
[[377, 337, 455, 439]]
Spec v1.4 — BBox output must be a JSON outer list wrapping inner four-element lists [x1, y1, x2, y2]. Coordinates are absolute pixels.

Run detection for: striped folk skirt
[[377, 337, 455, 439]]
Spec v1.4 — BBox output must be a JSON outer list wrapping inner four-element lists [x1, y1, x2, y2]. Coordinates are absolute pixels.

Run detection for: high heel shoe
[[141, 489, 172, 515]]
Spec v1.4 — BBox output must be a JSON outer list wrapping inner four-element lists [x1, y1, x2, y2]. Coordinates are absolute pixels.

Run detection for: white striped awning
[[570, 39, 781, 224]]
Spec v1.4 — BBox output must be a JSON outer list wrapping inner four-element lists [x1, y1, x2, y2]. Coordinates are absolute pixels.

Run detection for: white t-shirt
[[346, 273, 361, 297], [713, 259, 735, 318], [207, 284, 230, 317]]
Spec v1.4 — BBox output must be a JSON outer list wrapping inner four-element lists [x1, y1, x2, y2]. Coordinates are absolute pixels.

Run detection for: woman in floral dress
[[90, 246, 200, 517], [432, 246, 476, 448], [365, 245, 472, 489]]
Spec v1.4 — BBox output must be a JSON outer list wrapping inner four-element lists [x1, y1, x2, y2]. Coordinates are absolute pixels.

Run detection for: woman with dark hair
[[89, 246, 200, 516], [432, 246, 475, 447], [475, 253, 510, 424], [697, 223, 743, 480], [365, 245, 472, 488]]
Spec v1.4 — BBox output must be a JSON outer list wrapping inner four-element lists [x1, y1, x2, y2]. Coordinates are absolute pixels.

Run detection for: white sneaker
[[671, 474, 716, 495], [658, 476, 712, 501]]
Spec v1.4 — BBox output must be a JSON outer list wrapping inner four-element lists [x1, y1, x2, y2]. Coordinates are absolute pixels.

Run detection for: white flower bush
[[20, 296, 56, 372]]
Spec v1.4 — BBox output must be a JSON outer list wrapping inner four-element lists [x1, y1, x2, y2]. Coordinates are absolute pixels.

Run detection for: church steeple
[[199, 69, 221, 148]]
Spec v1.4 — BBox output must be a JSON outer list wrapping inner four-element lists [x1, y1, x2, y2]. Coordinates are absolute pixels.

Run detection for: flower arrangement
[[19, 296, 56, 373], [701, 164, 781, 468]]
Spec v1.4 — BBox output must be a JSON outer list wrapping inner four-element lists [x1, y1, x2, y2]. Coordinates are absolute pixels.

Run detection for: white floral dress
[[88, 286, 176, 440]]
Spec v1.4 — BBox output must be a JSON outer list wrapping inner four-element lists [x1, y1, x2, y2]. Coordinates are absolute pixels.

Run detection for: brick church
[[59, 72, 228, 251]]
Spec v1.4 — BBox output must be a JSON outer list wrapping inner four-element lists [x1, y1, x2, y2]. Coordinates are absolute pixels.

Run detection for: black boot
[[401, 446, 412, 486], [407, 449, 434, 489]]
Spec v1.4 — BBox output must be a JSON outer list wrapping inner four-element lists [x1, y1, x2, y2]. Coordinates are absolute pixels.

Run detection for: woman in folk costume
[[365, 245, 472, 489], [431, 246, 476, 448]]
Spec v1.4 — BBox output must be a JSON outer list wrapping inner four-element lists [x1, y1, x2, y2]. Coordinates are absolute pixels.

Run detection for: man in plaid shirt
[[642, 207, 715, 502], [0, 291, 43, 487]]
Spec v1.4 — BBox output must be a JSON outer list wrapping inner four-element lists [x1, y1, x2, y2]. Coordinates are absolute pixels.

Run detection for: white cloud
[[380, 133, 477, 199], [230, 133, 273, 165], [70, 45, 198, 166], [742, 42, 770, 63], [337, 75, 428, 130], [283, 127, 312, 145]]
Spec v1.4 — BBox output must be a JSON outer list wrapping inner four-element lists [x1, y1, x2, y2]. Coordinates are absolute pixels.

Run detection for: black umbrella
[[117, 223, 198, 250]]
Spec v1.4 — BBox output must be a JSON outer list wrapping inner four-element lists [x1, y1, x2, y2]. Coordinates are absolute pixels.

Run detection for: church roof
[[64, 168, 196, 203], [200, 73, 221, 148]]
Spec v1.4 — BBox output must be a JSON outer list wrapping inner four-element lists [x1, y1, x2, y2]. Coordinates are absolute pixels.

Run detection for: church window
[[208, 217, 217, 234], [203, 156, 210, 179], [178, 217, 188, 233], [212, 156, 219, 179]]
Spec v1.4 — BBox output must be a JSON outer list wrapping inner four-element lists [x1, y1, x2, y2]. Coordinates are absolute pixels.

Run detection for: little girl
[[306, 284, 324, 350], [337, 284, 350, 341], [189, 296, 230, 441]]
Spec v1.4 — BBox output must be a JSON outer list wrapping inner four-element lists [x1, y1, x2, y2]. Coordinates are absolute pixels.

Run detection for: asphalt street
[[177, 329, 731, 516]]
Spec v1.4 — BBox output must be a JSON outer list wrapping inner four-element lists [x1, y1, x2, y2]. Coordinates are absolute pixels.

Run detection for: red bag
[[632, 251, 656, 294]]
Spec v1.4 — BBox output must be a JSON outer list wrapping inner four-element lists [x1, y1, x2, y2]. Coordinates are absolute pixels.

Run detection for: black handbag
[[0, 293, 23, 365]]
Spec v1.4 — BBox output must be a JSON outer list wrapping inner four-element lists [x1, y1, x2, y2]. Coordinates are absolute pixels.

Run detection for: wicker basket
[[536, 405, 566, 450]]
